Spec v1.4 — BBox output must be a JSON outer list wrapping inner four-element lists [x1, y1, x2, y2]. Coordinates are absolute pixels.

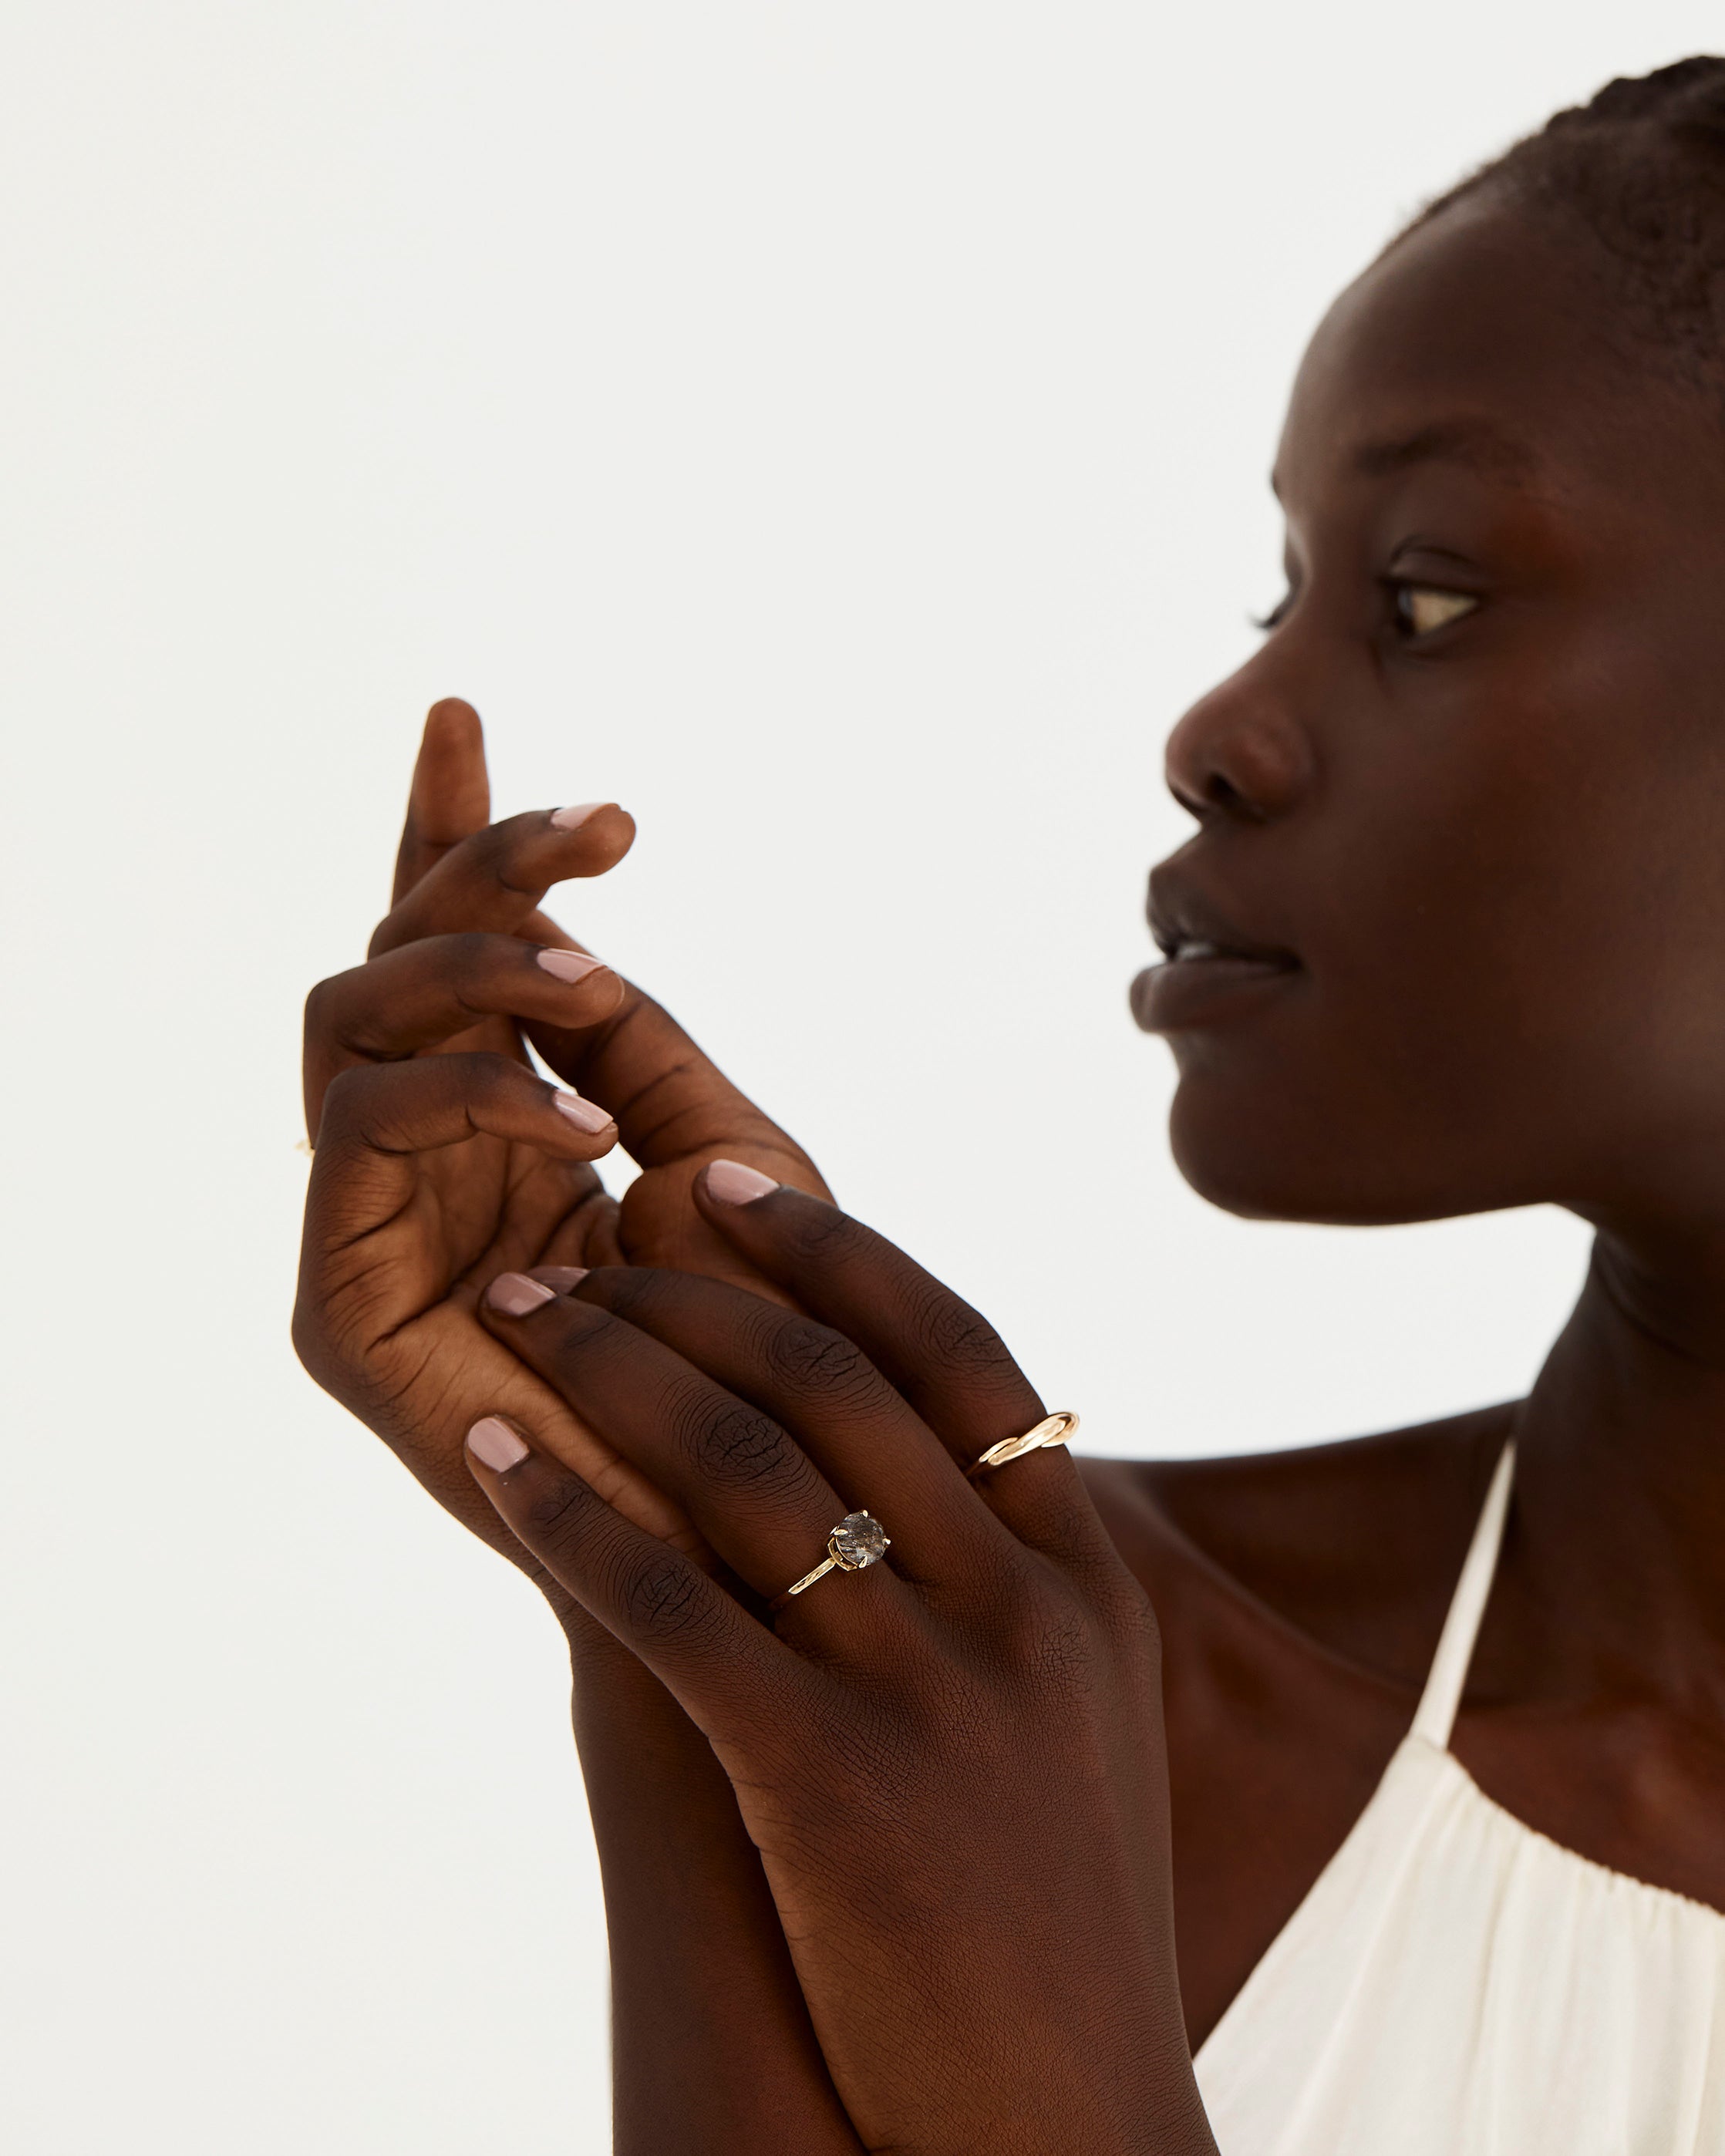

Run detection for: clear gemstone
[[829, 1511, 888, 1569]]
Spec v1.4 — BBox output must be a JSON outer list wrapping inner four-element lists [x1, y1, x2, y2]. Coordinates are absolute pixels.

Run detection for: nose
[[1164, 659, 1315, 824]]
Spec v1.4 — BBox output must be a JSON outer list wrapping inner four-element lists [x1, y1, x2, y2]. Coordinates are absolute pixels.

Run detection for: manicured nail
[[706, 1158, 780, 1206], [527, 1265, 590, 1292], [553, 1090, 614, 1134], [485, 1272, 558, 1316], [551, 801, 612, 830], [536, 947, 608, 985], [467, 1416, 531, 1473]]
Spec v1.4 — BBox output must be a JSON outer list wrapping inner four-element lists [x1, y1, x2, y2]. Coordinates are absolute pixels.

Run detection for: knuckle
[[468, 817, 537, 895], [518, 1474, 594, 1552], [915, 1287, 1018, 1385], [451, 1049, 526, 1104], [995, 1575, 1107, 1696], [288, 1269, 399, 1418], [288, 1292, 334, 1386], [679, 1396, 803, 1494], [1024, 1602, 1102, 1696], [620, 1553, 713, 1644], [314, 1059, 374, 1134], [591, 1266, 671, 1326], [777, 1202, 866, 1268], [443, 929, 497, 982], [302, 973, 336, 1038], [1110, 1577, 1164, 1666], [761, 1316, 871, 1401]]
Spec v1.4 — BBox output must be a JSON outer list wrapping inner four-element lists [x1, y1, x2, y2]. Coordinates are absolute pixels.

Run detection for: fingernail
[[485, 1272, 558, 1316], [527, 1265, 590, 1292], [706, 1158, 779, 1207], [551, 801, 611, 830], [536, 947, 608, 985], [553, 1090, 614, 1134], [467, 1416, 531, 1473]]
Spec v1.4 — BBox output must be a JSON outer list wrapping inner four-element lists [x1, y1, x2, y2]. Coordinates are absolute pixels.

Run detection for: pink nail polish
[[485, 1272, 558, 1316], [553, 1090, 614, 1134], [706, 1158, 779, 1207], [551, 801, 611, 830], [468, 1416, 531, 1472], [536, 947, 608, 985], [528, 1265, 590, 1292]]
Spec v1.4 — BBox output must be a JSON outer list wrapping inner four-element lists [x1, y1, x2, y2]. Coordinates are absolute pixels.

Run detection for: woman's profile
[[295, 57, 1725, 2154]]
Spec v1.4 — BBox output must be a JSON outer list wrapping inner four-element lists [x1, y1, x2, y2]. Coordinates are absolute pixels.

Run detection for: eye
[[1393, 584, 1478, 638], [1252, 595, 1293, 633]]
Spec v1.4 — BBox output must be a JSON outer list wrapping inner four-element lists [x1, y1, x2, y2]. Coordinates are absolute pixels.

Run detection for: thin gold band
[[968, 1410, 1080, 1477], [783, 1553, 841, 1599]]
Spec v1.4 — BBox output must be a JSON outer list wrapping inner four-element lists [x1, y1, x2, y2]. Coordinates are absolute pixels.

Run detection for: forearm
[[566, 1615, 864, 2156]]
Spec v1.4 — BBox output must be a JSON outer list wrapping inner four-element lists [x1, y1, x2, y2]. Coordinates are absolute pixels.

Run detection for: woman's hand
[[295, 702, 862, 2154], [294, 698, 828, 1555], [464, 1175, 1218, 2156]]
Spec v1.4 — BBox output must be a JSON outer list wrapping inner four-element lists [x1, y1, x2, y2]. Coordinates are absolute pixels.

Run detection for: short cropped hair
[[1403, 57, 1725, 398]]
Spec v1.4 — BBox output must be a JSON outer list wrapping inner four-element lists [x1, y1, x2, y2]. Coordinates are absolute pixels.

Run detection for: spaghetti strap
[[1410, 1441, 1516, 1750]]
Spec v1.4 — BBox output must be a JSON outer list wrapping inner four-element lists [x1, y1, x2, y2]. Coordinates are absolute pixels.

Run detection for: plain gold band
[[968, 1410, 1080, 1477]]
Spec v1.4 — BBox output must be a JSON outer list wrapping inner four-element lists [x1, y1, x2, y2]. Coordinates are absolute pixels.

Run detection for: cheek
[[1166, 732, 1725, 1225]]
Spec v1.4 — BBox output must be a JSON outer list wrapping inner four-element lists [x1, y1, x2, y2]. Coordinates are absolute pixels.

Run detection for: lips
[[1133, 874, 1301, 1033]]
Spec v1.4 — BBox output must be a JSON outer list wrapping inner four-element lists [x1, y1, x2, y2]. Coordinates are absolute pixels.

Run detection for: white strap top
[[1194, 1444, 1725, 2154]]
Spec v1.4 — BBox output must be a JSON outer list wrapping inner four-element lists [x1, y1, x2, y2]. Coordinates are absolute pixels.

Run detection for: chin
[[1165, 1076, 1515, 1229]]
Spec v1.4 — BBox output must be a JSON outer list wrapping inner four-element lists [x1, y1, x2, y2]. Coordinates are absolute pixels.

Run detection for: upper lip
[[1147, 870, 1300, 970]]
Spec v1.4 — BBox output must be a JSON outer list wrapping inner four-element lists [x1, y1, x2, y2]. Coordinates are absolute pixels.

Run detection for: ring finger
[[528, 1265, 1006, 1582], [477, 1279, 908, 1626]]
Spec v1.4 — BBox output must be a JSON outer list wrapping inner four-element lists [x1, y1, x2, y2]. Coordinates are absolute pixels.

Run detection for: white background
[[1, 4, 1709, 2148]]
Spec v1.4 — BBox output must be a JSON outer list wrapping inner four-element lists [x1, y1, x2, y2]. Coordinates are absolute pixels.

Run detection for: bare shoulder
[[1079, 1402, 1517, 1691]]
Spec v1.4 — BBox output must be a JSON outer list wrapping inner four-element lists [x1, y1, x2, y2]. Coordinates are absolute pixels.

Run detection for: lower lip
[[1132, 956, 1301, 1033]]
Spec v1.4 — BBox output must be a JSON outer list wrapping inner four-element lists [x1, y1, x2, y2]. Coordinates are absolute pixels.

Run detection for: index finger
[[392, 698, 493, 905], [371, 802, 637, 956]]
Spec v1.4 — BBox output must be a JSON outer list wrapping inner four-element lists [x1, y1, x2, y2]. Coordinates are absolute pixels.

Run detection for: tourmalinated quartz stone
[[829, 1512, 889, 1569]]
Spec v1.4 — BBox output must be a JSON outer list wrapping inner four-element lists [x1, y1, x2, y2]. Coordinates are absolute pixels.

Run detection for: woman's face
[[1134, 195, 1725, 1229]]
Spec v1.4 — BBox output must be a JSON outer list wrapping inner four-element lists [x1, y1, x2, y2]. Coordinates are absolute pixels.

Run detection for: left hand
[[462, 1173, 1218, 2156], [296, 699, 829, 1558]]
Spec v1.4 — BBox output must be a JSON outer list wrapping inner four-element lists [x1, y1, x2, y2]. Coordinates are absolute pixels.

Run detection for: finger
[[296, 1057, 687, 1550], [548, 1267, 996, 1578], [464, 1415, 806, 1736], [524, 987, 831, 1308], [305, 1054, 618, 1268], [691, 1167, 1103, 1558], [477, 1276, 906, 1622], [303, 933, 628, 1123], [393, 697, 493, 905], [371, 803, 636, 956]]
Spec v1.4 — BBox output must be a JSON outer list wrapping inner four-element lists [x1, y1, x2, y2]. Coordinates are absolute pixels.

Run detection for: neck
[[1509, 1217, 1725, 1709]]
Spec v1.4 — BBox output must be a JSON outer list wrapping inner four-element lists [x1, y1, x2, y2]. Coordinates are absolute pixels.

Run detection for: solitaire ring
[[967, 1411, 1080, 1478], [774, 1511, 891, 1608]]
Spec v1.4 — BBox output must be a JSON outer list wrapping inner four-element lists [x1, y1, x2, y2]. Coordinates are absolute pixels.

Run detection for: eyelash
[[1250, 582, 1477, 640]]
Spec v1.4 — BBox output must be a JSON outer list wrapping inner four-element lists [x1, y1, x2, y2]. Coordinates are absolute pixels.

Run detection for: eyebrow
[[1348, 417, 1540, 480]]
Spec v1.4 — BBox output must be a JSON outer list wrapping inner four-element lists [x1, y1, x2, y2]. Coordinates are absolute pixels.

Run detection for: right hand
[[293, 697, 830, 1561]]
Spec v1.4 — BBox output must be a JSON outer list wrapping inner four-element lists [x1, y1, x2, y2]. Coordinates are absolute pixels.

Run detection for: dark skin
[[1124, 187, 1725, 2036], [295, 187, 1725, 2144], [294, 706, 862, 2147]]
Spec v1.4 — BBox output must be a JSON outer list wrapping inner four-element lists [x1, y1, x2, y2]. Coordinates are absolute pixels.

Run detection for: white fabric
[[1193, 1444, 1725, 2154]]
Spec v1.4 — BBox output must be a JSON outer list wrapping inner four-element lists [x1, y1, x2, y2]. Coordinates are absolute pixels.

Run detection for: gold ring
[[773, 1511, 891, 1608], [968, 1411, 1080, 1477]]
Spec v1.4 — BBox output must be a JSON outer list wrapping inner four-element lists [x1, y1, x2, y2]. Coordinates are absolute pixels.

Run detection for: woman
[[295, 59, 1725, 2154]]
